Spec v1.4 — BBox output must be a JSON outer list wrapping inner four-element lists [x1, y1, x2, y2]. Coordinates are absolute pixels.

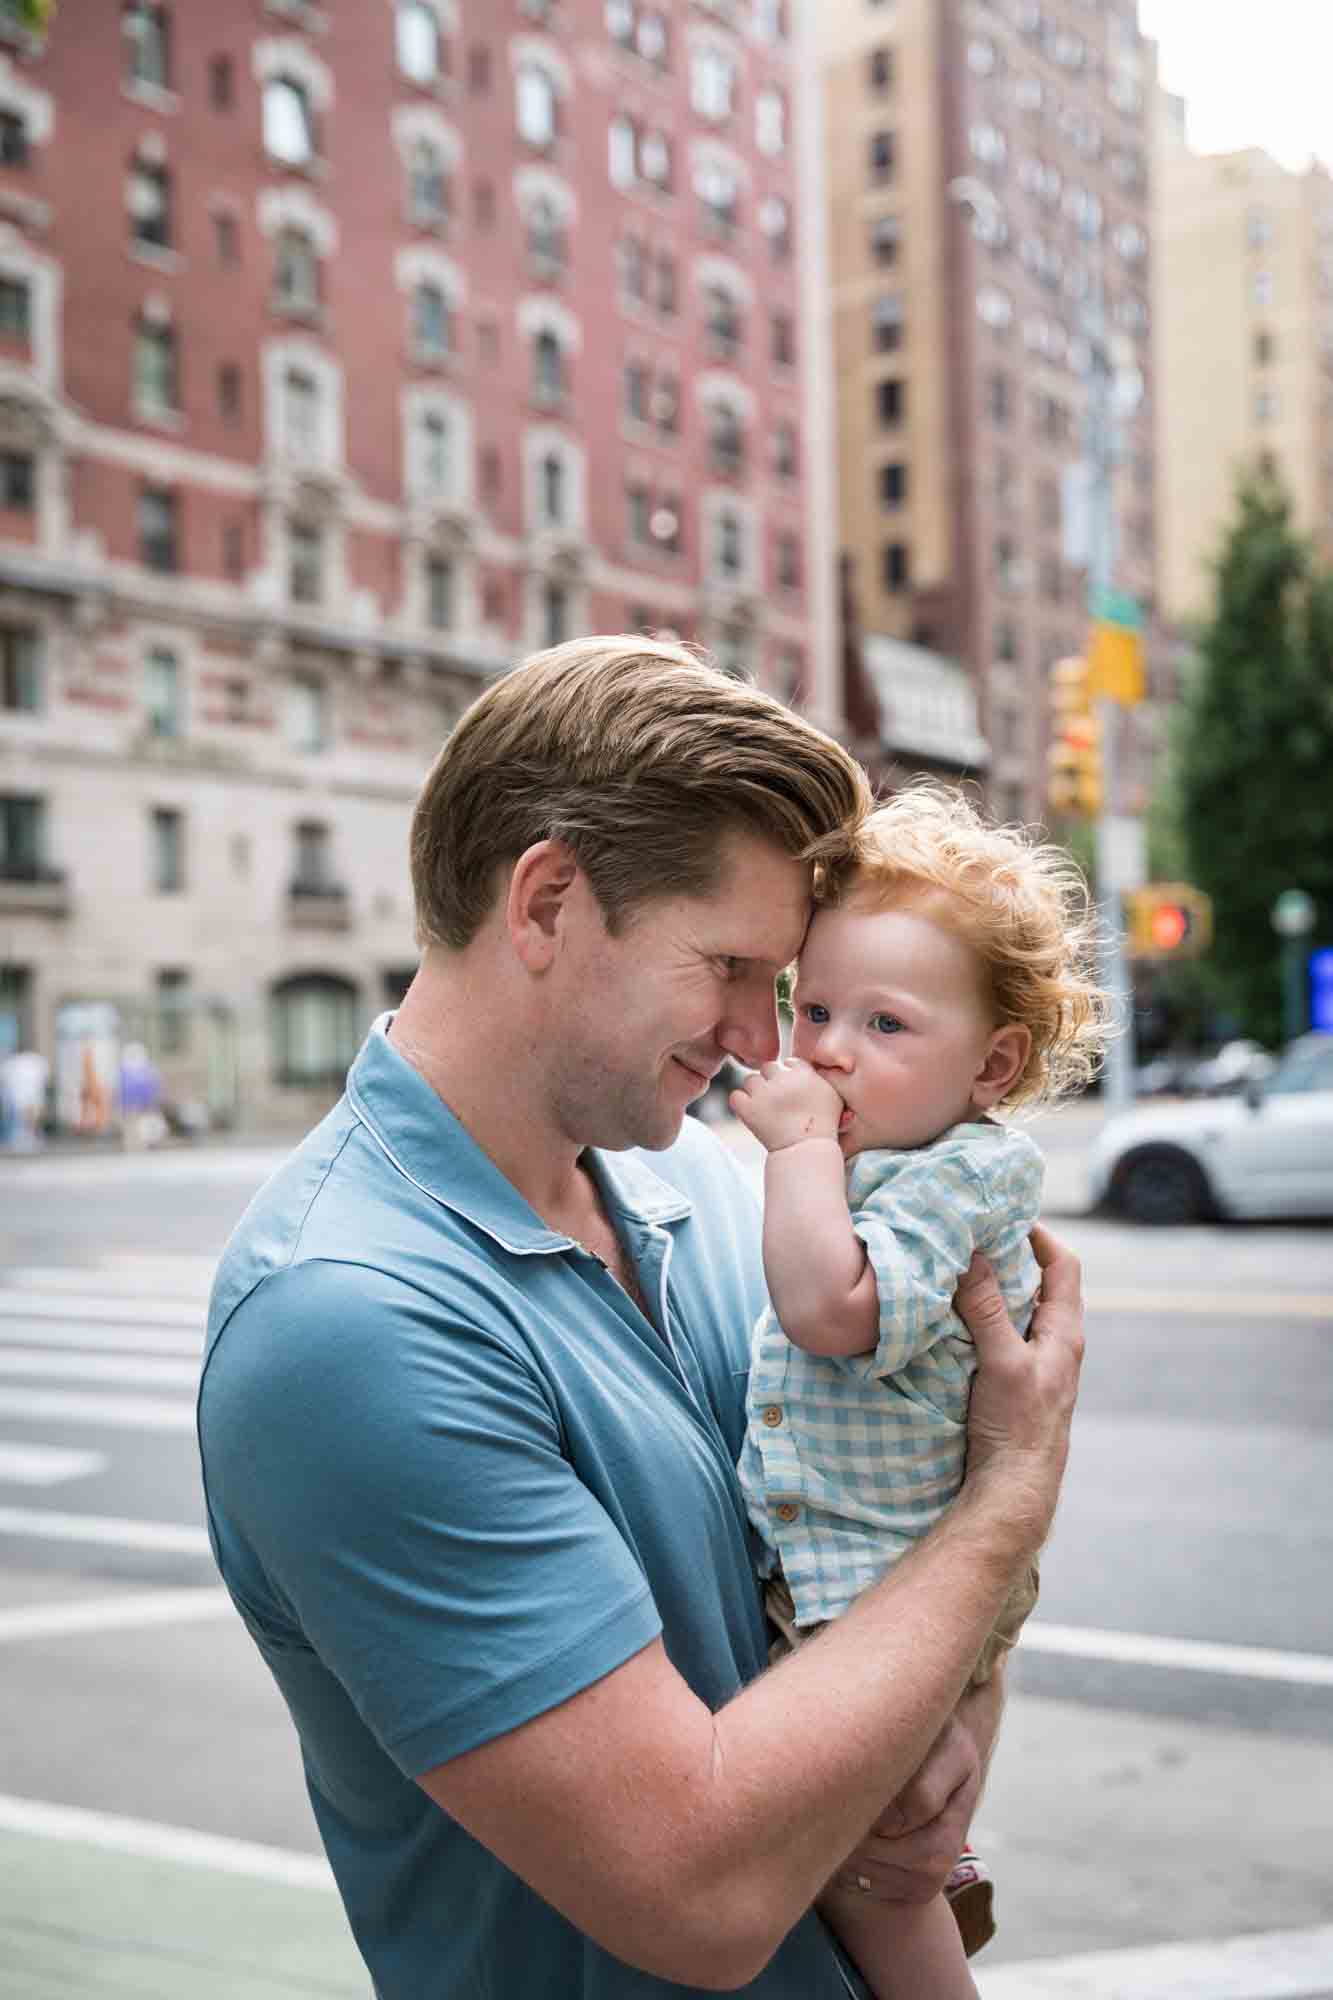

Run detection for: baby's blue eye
[[802, 1003, 830, 1025], [871, 1013, 903, 1035]]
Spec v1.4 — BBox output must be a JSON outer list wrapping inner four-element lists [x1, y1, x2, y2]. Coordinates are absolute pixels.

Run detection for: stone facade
[[0, 0, 825, 1129]]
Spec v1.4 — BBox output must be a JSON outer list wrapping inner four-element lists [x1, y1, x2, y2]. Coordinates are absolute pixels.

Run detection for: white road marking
[[0, 1444, 106, 1486], [1024, 1619, 1333, 1688], [0, 1792, 335, 1890], [0, 1348, 199, 1388], [0, 1292, 201, 1326], [1, 1259, 214, 1300], [0, 1586, 233, 1643], [0, 1316, 201, 1355], [0, 1507, 210, 1554], [0, 1387, 195, 1430], [1092, 1288, 1332, 1319], [976, 1922, 1333, 1998]]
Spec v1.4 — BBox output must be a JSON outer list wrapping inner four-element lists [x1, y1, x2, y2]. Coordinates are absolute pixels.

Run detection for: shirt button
[[775, 1502, 800, 1523], [762, 1405, 783, 1428]]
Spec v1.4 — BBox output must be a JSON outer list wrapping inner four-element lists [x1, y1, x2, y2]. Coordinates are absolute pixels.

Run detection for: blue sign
[[1310, 948, 1333, 1034]]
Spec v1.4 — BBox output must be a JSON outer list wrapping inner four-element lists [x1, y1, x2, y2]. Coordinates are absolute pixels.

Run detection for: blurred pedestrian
[[0, 1045, 49, 1151], [119, 1041, 166, 1149]]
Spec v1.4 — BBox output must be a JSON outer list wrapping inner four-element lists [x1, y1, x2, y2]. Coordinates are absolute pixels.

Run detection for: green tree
[[1172, 471, 1333, 1046]]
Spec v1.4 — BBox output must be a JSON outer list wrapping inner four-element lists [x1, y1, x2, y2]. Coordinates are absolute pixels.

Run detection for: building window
[[618, 233, 645, 301], [0, 625, 39, 712], [776, 533, 801, 592], [124, 2, 170, 90], [704, 283, 743, 358], [0, 276, 29, 340], [532, 328, 565, 404], [413, 281, 451, 357], [0, 795, 46, 878], [397, 0, 442, 83], [754, 0, 787, 39], [284, 367, 320, 460], [987, 371, 1011, 424], [879, 461, 907, 508], [420, 410, 451, 493], [145, 647, 183, 738], [213, 209, 239, 265], [994, 620, 1018, 663], [1255, 387, 1279, 424], [0, 113, 28, 168], [873, 294, 903, 352], [771, 311, 795, 367], [691, 46, 737, 122], [759, 195, 791, 259], [0, 448, 31, 513], [130, 161, 171, 249], [882, 542, 910, 591], [708, 403, 745, 475], [291, 819, 332, 895], [868, 47, 893, 91], [151, 807, 184, 894], [139, 487, 178, 571], [755, 86, 786, 157], [408, 139, 449, 225], [289, 520, 323, 604], [156, 967, 190, 1055], [285, 676, 328, 752], [870, 214, 901, 265], [773, 421, 797, 481], [623, 359, 648, 423], [626, 482, 651, 544], [516, 64, 558, 149], [876, 378, 904, 427], [655, 250, 677, 314], [716, 507, 744, 576], [275, 227, 319, 312], [209, 52, 233, 109], [539, 450, 564, 524], [425, 552, 454, 629], [526, 195, 565, 272], [217, 360, 241, 423], [133, 319, 177, 414], [542, 580, 569, 647], [271, 974, 359, 1089], [1247, 207, 1273, 250], [695, 157, 740, 236], [263, 77, 316, 166], [1254, 329, 1275, 366], [869, 131, 895, 184]]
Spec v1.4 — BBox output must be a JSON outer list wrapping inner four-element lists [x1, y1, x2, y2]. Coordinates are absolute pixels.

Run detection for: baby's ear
[[972, 1024, 1031, 1108]]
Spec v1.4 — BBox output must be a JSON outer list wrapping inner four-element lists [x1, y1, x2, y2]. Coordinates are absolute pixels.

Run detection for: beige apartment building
[[821, 0, 1161, 823], [1154, 105, 1333, 624]]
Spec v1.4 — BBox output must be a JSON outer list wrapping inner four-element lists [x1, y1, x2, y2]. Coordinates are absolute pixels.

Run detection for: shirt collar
[[346, 1016, 692, 1254]]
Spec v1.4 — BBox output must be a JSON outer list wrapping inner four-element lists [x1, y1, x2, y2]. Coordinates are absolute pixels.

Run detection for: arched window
[[532, 328, 564, 402], [541, 450, 564, 524], [413, 281, 450, 356], [275, 227, 319, 310], [408, 139, 448, 223], [397, 0, 441, 83], [263, 77, 316, 165], [708, 403, 745, 475], [516, 65, 557, 149], [270, 974, 360, 1088], [123, 2, 170, 90], [527, 196, 565, 271]]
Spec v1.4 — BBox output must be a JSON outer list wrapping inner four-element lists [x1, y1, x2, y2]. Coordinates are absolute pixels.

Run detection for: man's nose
[[718, 981, 781, 1069]]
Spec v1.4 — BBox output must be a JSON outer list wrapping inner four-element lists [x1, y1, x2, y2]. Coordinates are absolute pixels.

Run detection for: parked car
[[1090, 1034, 1333, 1223], [1180, 1038, 1276, 1098]]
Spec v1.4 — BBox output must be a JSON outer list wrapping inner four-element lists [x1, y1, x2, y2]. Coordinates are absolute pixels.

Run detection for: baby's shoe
[[944, 1845, 995, 1957]]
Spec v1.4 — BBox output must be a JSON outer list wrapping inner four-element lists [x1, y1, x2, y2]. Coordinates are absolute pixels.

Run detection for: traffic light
[[1046, 656, 1103, 818], [1124, 883, 1214, 961]]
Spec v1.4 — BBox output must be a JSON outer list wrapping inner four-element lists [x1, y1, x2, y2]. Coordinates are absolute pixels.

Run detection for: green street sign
[[1090, 587, 1143, 631]]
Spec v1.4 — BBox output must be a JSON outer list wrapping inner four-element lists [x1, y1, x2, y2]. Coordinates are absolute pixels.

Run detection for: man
[[199, 637, 1083, 1998]]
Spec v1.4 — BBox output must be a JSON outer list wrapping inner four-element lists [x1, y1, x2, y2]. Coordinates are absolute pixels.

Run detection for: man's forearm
[[683, 1484, 1031, 1955]]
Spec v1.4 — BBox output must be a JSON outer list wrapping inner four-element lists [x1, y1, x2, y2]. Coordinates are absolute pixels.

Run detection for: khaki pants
[[764, 1562, 1040, 1686]]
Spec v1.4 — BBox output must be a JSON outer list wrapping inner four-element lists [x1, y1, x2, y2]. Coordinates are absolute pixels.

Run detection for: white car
[[1090, 1034, 1333, 1223]]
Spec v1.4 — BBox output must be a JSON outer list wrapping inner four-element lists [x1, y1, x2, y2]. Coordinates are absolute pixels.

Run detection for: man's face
[[545, 832, 812, 1152]]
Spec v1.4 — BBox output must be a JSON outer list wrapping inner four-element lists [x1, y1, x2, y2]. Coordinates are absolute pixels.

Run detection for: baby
[[732, 784, 1110, 2000]]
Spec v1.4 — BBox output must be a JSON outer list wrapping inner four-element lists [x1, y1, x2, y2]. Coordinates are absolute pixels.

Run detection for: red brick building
[[0, 0, 823, 1125]]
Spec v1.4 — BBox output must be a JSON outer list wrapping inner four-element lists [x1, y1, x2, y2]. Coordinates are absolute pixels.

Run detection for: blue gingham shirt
[[740, 1119, 1044, 1627]]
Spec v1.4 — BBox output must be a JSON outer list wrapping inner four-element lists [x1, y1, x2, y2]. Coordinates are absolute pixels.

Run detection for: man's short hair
[[410, 635, 873, 949]]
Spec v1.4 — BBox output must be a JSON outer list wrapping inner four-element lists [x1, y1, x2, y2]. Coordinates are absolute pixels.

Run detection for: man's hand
[[729, 1058, 844, 1154], [955, 1225, 1084, 1552], [829, 1713, 980, 1905]]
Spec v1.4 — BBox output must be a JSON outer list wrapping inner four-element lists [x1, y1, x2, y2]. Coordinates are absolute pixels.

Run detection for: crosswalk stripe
[[0, 1292, 201, 1328], [0, 1791, 335, 1890], [0, 1349, 200, 1390], [0, 1317, 200, 1355], [976, 1922, 1333, 1998], [0, 1587, 233, 1643], [2, 1261, 214, 1301], [0, 1507, 210, 1554], [0, 1444, 107, 1486], [0, 1388, 195, 1431], [1023, 1619, 1333, 1688]]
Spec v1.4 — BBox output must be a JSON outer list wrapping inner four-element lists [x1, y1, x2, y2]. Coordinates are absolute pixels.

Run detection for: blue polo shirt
[[198, 1022, 863, 1999]]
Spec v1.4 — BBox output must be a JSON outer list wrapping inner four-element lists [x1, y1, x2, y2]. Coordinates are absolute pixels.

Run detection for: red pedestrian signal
[[1124, 884, 1214, 960], [1149, 903, 1188, 953]]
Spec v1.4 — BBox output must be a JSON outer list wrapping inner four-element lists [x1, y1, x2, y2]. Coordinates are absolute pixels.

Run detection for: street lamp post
[[1271, 888, 1316, 1044]]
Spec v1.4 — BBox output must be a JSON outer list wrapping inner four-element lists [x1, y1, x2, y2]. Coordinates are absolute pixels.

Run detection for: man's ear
[[971, 1024, 1032, 1110], [505, 839, 581, 971]]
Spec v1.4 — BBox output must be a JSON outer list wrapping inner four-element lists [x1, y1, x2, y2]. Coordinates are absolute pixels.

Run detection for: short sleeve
[[846, 1148, 994, 1378], [199, 1258, 663, 1778]]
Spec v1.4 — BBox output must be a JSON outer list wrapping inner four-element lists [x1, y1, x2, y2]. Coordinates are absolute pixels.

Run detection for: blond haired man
[[199, 638, 1082, 2000]]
